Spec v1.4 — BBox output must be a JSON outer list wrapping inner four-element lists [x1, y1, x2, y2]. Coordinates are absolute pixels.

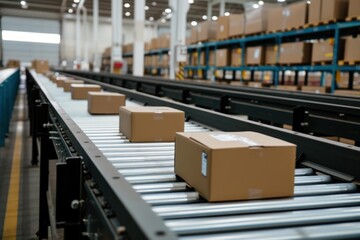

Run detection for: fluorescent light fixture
[[191, 21, 197, 26], [20, 1, 26, 6], [189, 0, 194, 3], [125, 11, 131, 16], [149, 16, 154, 21], [253, 3, 259, 8], [68, 8, 73, 13], [145, 5, 149, 10], [277, 0, 286, 2], [2, 30, 60, 44], [161, 18, 166, 23], [72, 3, 76, 7], [258, 0, 264, 5], [165, 8, 171, 13], [152, 1, 157, 6], [124, 3, 130, 8], [224, 12, 230, 16], [307, 0, 311, 4], [202, 15, 207, 20], [212, 16, 218, 21], [74, 0, 80, 3]]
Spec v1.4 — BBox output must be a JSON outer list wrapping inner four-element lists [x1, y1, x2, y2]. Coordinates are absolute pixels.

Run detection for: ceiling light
[[202, 15, 207, 20], [145, 5, 149, 10], [125, 11, 131, 16], [277, 0, 286, 2], [161, 18, 166, 23], [165, 8, 171, 13], [188, 0, 194, 3], [152, 1, 157, 6], [212, 16, 217, 21], [258, 0, 264, 5], [68, 8, 73, 13], [74, 0, 80, 3], [253, 3, 259, 8], [224, 12, 230, 16], [191, 21, 197, 26], [72, 3, 76, 7], [307, 0, 311, 4], [124, 3, 130, 8], [162, 11, 166, 15], [20, 1, 26, 6], [149, 16, 154, 21]]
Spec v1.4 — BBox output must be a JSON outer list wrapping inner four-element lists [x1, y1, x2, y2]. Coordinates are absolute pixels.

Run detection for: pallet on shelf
[[346, 16, 360, 22], [338, 60, 360, 66], [312, 61, 333, 66]]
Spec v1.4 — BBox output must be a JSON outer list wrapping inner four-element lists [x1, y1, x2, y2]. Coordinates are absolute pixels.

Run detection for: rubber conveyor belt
[[37, 74, 360, 239]]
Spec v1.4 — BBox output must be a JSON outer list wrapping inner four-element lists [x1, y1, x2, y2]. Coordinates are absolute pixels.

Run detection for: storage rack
[[28, 69, 360, 239], [127, 20, 360, 92], [60, 69, 360, 146]]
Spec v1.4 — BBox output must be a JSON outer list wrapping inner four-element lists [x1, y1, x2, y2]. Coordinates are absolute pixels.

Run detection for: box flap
[[88, 91, 124, 97], [186, 131, 295, 149], [120, 106, 183, 113]]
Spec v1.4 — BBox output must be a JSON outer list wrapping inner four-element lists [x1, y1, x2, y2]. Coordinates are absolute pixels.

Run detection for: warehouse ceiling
[[0, 0, 302, 23]]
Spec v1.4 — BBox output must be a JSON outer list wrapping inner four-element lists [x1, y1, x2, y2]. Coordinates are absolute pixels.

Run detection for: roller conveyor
[[31, 72, 360, 239]]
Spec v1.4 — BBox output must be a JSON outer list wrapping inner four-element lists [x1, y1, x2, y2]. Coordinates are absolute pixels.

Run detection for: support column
[[169, 0, 189, 79], [82, 7, 89, 70], [92, 0, 100, 72], [133, 0, 145, 76], [111, 0, 123, 74], [75, 7, 81, 68], [219, 0, 225, 16], [207, 1, 212, 21]]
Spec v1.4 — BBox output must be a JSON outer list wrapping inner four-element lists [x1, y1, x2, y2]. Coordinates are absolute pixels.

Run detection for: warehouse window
[[2, 30, 60, 44]]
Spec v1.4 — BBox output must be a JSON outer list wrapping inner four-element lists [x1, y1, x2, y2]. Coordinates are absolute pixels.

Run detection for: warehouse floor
[[0, 76, 39, 239]]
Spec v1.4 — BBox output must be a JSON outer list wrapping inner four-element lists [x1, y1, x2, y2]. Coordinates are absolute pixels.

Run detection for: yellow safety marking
[[2, 121, 23, 239]]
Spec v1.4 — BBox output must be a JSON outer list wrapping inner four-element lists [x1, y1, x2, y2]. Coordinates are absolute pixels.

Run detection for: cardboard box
[[56, 77, 74, 87], [70, 84, 101, 100], [231, 48, 242, 66], [301, 85, 327, 94], [245, 8, 267, 35], [285, 1, 308, 29], [217, 16, 229, 40], [348, 0, 360, 19], [190, 26, 198, 44], [158, 34, 170, 49], [265, 45, 278, 65], [209, 51, 215, 66], [32, 60, 49, 73], [88, 92, 126, 114], [6, 59, 20, 68], [119, 106, 184, 142], [175, 131, 296, 202], [309, 0, 321, 24], [321, 0, 349, 21], [64, 80, 84, 92], [197, 21, 217, 42], [334, 90, 360, 97], [312, 40, 344, 62], [248, 82, 262, 88], [246, 46, 264, 65], [229, 14, 245, 37], [151, 37, 159, 50], [279, 42, 312, 64], [272, 85, 299, 91], [344, 37, 360, 62], [216, 49, 229, 67], [267, 7, 285, 32]]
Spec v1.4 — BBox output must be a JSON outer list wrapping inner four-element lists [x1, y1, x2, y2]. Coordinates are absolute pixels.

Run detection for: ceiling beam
[[0, 7, 61, 19]]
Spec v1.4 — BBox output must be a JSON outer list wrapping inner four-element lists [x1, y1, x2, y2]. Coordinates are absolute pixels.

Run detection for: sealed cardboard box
[[119, 106, 184, 142], [348, 0, 360, 19], [209, 51, 215, 66], [265, 45, 278, 65], [64, 80, 84, 92], [246, 46, 264, 65], [312, 40, 344, 62], [175, 131, 296, 202], [88, 92, 126, 114], [197, 21, 217, 42], [272, 85, 299, 91], [216, 49, 229, 67], [321, 0, 348, 22], [279, 42, 312, 64], [151, 37, 159, 50], [231, 48, 242, 66], [344, 37, 360, 62], [229, 14, 245, 37], [32, 60, 49, 73], [217, 16, 229, 40], [190, 26, 198, 44], [56, 77, 74, 87], [158, 33, 170, 49], [245, 8, 267, 35], [248, 81, 262, 88], [267, 7, 285, 32], [6, 59, 20, 68], [301, 85, 327, 94], [71, 84, 101, 100], [309, 0, 321, 24]]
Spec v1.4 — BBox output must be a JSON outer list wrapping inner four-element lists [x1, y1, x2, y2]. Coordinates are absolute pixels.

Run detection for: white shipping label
[[201, 152, 208, 177], [254, 48, 260, 59], [210, 134, 260, 146]]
